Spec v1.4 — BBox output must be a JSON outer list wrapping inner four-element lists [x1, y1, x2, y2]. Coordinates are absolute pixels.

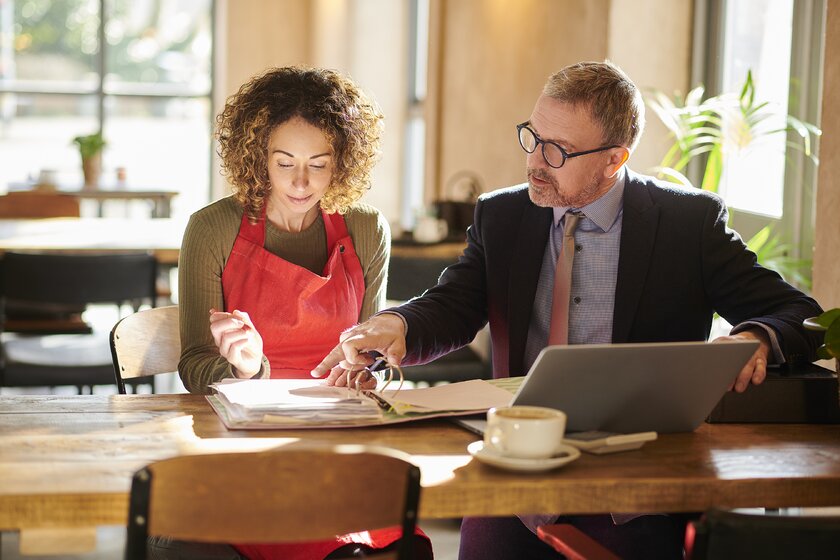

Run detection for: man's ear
[[604, 148, 630, 178]]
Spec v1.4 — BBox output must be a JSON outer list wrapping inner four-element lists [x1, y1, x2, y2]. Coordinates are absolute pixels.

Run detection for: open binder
[[207, 377, 522, 430]]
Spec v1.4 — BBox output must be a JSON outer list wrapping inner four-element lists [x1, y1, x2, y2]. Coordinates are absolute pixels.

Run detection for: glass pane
[[104, 0, 212, 95], [719, 0, 794, 218], [103, 95, 210, 219], [0, 93, 98, 189], [1, 0, 99, 91]]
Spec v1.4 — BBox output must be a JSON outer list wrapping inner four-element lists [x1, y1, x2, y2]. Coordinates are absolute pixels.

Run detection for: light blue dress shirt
[[523, 170, 626, 371]]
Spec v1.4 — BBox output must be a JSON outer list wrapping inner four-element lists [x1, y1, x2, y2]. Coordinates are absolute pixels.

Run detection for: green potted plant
[[804, 308, 840, 361], [804, 308, 840, 407], [72, 132, 106, 189], [645, 71, 820, 288]]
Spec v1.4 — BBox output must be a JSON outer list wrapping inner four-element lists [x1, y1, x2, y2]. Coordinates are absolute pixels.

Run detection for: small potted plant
[[804, 309, 840, 363], [72, 132, 106, 189]]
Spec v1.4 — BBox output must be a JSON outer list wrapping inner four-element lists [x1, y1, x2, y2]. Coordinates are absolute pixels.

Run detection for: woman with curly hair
[[179, 66, 388, 391], [172, 67, 433, 560]]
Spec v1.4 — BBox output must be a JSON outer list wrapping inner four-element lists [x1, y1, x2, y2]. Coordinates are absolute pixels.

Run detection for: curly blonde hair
[[216, 66, 384, 220]]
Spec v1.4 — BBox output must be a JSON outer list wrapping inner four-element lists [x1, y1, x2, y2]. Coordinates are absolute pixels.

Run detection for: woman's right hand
[[209, 309, 264, 377]]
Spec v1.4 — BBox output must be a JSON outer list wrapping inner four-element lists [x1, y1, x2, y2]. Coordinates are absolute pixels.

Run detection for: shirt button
[[575, 244, 582, 252], [573, 296, 581, 304]]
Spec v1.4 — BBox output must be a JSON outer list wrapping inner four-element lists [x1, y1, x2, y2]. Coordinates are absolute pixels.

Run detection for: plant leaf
[[700, 144, 722, 193], [812, 308, 840, 330]]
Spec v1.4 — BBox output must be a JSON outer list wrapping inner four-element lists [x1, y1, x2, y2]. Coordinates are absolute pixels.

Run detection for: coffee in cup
[[484, 405, 566, 459]]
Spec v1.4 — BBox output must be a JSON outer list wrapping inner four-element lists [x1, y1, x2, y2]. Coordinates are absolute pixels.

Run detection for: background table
[[0, 218, 185, 265], [8, 183, 178, 218], [1, 394, 840, 554]]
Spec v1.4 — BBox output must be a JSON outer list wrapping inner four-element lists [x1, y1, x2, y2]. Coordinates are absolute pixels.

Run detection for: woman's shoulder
[[342, 202, 390, 249], [189, 195, 243, 225], [188, 196, 243, 231], [182, 196, 243, 255], [342, 202, 389, 233]]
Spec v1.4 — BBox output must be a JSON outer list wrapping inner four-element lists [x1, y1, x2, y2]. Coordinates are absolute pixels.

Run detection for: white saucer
[[467, 441, 581, 473]]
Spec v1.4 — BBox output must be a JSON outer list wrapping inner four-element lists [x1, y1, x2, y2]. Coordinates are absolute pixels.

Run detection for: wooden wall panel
[[813, 1, 840, 309], [433, 0, 610, 198]]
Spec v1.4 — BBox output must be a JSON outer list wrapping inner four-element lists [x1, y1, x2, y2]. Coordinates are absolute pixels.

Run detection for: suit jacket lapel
[[508, 201, 552, 375], [613, 171, 660, 343]]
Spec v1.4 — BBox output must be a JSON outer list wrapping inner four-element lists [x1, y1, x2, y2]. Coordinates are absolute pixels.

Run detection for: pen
[[365, 351, 389, 374]]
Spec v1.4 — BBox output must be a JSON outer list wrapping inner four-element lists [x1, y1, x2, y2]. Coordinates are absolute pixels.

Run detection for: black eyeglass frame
[[516, 121, 620, 168]]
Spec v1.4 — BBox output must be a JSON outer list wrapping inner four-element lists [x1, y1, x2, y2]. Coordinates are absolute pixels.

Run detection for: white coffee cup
[[413, 215, 448, 243], [484, 406, 566, 459]]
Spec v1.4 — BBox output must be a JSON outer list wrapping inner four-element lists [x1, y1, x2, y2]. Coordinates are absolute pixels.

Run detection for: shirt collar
[[551, 167, 626, 232]]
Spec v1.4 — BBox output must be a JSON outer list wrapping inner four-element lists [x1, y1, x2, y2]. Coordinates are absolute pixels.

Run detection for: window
[[0, 0, 214, 219], [718, 0, 794, 218], [695, 0, 825, 272], [400, 0, 429, 232]]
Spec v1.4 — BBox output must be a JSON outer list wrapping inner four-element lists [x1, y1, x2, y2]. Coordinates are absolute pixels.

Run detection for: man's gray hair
[[543, 60, 645, 152]]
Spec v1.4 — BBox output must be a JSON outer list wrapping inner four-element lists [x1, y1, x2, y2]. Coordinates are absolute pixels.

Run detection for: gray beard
[[527, 170, 604, 208]]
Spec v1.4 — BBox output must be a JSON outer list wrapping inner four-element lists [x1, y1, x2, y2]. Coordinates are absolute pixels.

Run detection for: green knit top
[[177, 195, 390, 394]]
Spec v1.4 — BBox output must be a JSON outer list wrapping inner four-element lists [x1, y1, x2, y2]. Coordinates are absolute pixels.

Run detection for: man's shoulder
[[478, 183, 530, 203], [625, 169, 723, 209]]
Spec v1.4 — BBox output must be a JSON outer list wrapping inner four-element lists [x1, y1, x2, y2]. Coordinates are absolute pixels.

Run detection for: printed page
[[376, 379, 513, 415]]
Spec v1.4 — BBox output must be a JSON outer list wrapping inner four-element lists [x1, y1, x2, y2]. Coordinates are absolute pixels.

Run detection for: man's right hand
[[311, 313, 408, 386]]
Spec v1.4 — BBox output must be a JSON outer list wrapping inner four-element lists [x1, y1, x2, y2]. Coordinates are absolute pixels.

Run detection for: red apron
[[223, 208, 429, 559], [222, 208, 365, 377]]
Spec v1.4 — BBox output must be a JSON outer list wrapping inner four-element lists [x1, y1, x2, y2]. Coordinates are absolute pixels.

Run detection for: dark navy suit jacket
[[396, 169, 823, 378]]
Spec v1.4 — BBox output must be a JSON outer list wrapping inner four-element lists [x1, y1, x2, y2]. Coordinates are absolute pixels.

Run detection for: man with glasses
[[313, 61, 822, 559]]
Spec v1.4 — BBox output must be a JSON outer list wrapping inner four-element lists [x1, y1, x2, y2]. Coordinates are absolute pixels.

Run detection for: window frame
[[691, 0, 825, 269], [0, 0, 216, 209]]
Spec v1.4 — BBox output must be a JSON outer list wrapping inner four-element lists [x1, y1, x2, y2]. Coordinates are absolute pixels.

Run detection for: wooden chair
[[125, 445, 422, 560], [0, 252, 157, 393], [0, 191, 81, 218], [110, 305, 180, 394]]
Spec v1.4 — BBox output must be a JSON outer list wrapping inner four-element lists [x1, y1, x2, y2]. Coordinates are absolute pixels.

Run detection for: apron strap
[[322, 210, 350, 250], [237, 207, 267, 246]]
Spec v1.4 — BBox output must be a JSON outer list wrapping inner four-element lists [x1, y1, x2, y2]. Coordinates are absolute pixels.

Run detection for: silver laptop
[[457, 340, 758, 435]]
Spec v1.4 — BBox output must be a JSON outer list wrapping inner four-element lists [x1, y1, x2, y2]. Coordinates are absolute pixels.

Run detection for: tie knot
[[564, 211, 582, 238]]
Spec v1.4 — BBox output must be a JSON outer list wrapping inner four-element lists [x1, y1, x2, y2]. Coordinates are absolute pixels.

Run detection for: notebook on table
[[452, 340, 759, 435]]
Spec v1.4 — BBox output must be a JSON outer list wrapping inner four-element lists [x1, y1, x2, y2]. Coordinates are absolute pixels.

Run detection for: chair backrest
[[0, 191, 81, 218], [110, 306, 180, 394], [686, 509, 840, 560], [125, 445, 421, 560], [1, 252, 157, 307]]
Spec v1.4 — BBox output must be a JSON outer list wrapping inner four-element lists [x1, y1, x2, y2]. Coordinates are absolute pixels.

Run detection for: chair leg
[[537, 524, 621, 560]]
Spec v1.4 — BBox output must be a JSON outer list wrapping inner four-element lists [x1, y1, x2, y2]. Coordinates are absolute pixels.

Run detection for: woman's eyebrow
[[271, 149, 332, 159]]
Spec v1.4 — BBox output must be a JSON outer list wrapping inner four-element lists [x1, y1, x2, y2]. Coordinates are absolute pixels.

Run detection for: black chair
[[387, 252, 490, 383], [686, 509, 840, 560], [537, 509, 840, 560], [1, 252, 157, 393]]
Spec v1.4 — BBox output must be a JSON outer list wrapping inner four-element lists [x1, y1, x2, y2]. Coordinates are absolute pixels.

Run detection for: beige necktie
[[548, 212, 581, 346]]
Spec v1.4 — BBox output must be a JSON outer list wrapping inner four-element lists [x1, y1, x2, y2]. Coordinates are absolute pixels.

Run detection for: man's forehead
[[530, 97, 595, 141]]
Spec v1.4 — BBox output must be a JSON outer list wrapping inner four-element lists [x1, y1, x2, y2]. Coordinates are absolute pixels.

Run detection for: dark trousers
[[459, 514, 692, 560]]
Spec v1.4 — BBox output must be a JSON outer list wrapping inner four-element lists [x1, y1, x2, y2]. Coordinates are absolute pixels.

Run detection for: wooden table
[[1, 394, 840, 554], [0, 218, 185, 265], [74, 189, 178, 219], [8, 184, 178, 218]]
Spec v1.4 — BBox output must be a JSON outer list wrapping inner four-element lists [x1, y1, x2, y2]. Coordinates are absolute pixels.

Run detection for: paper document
[[376, 379, 513, 414], [208, 378, 516, 430]]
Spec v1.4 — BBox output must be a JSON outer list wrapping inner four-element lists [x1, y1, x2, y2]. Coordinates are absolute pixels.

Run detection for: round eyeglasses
[[517, 122, 619, 168]]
